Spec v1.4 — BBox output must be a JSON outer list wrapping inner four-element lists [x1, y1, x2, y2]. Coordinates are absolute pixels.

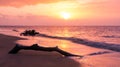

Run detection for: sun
[[60, 12, 71, 20]]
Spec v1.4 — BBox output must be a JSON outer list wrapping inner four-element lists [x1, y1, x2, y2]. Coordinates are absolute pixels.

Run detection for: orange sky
[[0, 0, 120, 26]]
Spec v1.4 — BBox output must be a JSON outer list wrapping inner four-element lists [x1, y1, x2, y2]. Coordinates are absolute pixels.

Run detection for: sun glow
[[60, 12, 71, 20]]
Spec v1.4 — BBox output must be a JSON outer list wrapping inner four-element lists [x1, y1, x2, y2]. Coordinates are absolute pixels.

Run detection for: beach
[[0, 26, 120, 67], [0, 34, 82, 67]]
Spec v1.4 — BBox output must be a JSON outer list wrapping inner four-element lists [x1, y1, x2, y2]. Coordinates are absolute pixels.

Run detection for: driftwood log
[[20, 30, 39, 36], [8, 44, 82, 57]]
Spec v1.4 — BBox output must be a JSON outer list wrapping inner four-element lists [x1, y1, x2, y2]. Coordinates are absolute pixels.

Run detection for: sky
[[0, 0, 120, 26]]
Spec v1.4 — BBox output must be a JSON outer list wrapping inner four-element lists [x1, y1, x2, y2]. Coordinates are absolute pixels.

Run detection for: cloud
[[0, 0, 66, 7]]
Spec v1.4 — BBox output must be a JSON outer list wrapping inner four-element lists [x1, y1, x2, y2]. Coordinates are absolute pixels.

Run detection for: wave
[[102, 35, 120, 38], [87, 51, 112, 56], [37, 33, 120, 52]]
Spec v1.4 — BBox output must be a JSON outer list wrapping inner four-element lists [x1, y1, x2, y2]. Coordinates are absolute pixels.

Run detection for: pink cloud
[[0, 0, 65, 7]]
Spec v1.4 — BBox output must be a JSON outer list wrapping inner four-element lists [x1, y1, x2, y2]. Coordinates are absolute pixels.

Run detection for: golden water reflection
[[59, 40, 69, 49], [54, 28, 72, 37]]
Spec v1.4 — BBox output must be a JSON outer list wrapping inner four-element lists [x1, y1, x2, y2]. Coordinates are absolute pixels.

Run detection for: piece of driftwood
[[8, 44, 83, 57], [20, 30, 39, 36]]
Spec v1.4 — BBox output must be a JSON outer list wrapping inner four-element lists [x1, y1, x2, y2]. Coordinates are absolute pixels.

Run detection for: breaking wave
[[37, 33, 120, 52], [102, 35, 120, 38]]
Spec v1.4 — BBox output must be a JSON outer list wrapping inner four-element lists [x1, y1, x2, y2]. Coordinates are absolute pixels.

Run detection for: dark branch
[[8, 44, 83, 57]]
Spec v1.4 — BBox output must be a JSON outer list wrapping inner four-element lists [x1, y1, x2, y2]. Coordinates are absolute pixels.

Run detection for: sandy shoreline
[[0, 34, 82, 67], [0, 33, 120, 67]]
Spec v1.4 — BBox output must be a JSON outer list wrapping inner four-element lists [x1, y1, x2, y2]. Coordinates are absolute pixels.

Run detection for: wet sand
[[0, 34, 81, 67], [0, 32, 120, 67]]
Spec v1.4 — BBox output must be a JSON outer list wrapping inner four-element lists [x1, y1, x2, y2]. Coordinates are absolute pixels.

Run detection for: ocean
[[0, 26, 120, 52]]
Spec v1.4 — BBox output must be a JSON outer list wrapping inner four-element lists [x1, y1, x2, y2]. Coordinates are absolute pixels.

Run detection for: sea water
[[0, 26, 120, 52]]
